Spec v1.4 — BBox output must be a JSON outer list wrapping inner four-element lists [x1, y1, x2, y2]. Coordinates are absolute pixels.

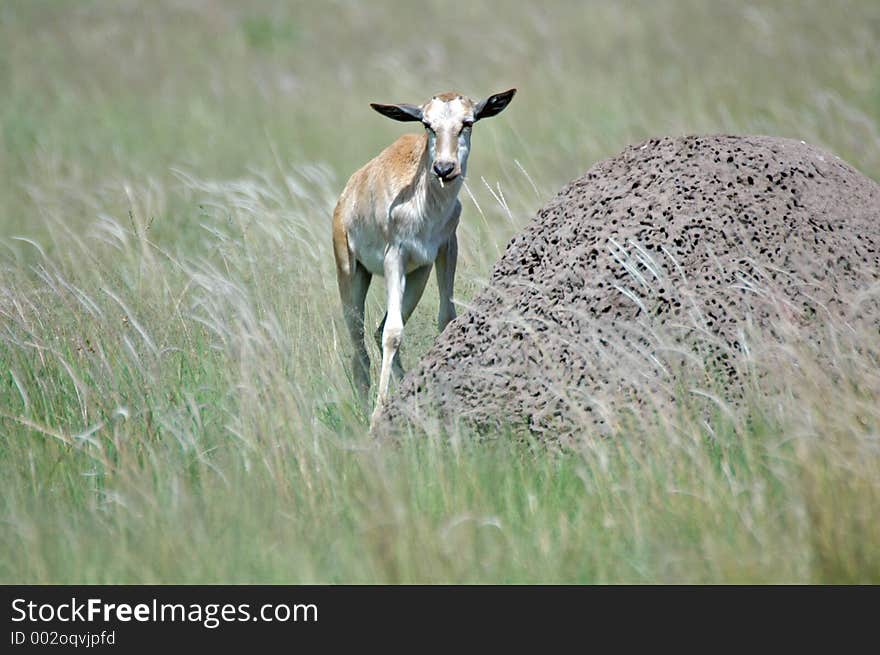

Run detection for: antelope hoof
[[369, 405, 386, 433]]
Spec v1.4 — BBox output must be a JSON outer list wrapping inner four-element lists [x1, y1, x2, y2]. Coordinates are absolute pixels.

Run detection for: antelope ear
[[474, 88, 516, 121], [370, 102, 424, 122]]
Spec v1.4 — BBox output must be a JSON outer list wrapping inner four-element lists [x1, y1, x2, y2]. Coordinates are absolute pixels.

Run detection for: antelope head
[[370, 88, 516, 183]]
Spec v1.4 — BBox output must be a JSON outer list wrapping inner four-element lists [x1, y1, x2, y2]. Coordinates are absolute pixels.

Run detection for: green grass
[[1, 0, 879, 583]]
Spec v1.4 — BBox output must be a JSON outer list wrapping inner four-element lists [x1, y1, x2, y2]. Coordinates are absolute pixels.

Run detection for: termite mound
[[380, 135, 880, 442]]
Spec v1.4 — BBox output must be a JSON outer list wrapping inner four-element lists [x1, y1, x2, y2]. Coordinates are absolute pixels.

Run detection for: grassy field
[[1, 0, 879, 583]]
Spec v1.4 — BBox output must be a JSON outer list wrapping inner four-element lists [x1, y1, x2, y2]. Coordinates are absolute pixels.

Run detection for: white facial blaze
[[422, 96, 474, 179]]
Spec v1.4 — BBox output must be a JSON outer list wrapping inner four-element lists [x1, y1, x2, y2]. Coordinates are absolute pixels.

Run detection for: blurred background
[[2, 0, 878, 250], [1, 1, 879, 583]]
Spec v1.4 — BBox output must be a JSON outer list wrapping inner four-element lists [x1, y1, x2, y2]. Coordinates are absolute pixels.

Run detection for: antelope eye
[[423, 122, 435, 134]]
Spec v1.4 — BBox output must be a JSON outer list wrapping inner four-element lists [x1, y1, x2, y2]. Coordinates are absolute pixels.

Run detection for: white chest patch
[[351, 195, 460, 276]]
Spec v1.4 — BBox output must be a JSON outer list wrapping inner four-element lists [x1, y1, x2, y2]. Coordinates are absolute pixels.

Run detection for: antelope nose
[[433, 161, 455, 179]]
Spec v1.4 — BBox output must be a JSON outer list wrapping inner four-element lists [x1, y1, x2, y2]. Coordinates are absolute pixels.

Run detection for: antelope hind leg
[[338, 260, 372, 403]]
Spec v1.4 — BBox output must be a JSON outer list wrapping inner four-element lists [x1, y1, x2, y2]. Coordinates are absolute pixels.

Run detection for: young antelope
[[332, 88, 516, 428]]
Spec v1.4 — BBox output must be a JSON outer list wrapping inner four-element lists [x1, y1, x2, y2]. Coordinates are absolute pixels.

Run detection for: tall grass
[[1, 0, 879, 582]]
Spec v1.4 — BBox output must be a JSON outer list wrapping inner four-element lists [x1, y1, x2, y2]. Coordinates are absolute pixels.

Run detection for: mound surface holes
[[382, 135, 880, 440]]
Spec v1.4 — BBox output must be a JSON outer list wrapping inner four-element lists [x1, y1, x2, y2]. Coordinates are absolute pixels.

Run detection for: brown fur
[[378, 132, 427, 188], [332, 132, 428, 277], [332, 203, 351, 276], [433, 91, 468, 104]]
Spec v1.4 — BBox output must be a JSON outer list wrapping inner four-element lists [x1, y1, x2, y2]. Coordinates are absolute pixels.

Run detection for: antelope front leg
[[374, 263, 433, 381], [371, 244, 406, 429], [436, 231, 458, 331]]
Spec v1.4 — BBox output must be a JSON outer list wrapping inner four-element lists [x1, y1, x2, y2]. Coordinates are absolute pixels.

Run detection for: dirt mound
[[382, 135, 880, 439]]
